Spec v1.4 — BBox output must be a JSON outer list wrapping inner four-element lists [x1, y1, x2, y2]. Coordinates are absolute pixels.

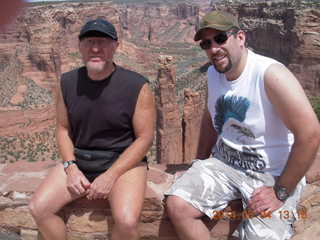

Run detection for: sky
[[25, 0, 67, 2]]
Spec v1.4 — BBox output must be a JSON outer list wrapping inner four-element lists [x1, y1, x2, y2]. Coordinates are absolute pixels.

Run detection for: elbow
[[313, 124, 320, 148], [138, 131, 155, 151], [301, 123, 320, 150], [145, 133, 155, 150]]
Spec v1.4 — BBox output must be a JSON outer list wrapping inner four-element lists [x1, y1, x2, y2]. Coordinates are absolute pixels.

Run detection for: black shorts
[[74, 148, 147, 182]]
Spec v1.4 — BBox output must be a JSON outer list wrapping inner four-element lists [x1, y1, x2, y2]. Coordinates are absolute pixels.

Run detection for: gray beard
[[85, 61, 106, 73]]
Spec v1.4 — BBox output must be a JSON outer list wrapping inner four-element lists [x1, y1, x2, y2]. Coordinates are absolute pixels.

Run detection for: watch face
[[63, 162, 68, 169], [64, 161, 75, 169], [275, 184, 289, 201], [277, 190, 288, 201]]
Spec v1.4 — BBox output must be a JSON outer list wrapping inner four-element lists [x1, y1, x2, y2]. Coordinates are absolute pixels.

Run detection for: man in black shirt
[[29, 19, 156, 240]]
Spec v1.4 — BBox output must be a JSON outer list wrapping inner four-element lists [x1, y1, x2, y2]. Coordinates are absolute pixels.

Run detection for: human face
[[200, 28, 243, 75], [79, 37, 118, 73], [199, 31, 237, 50]]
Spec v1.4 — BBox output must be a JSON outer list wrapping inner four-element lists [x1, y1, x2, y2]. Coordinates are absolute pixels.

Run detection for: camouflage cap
[[194, 10, 240, 41]]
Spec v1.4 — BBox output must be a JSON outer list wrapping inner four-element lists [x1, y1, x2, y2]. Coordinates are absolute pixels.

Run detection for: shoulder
[[248, 50, 281, 71], [264, 63, 296, 86], [60, 67, 86, 94]]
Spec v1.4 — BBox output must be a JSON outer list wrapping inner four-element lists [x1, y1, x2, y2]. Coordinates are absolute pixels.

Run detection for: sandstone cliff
[[155, 55, 183, 164], [0, 1, 319, 163], [183, 88, 202, 164], [226, 1, 320, 94]]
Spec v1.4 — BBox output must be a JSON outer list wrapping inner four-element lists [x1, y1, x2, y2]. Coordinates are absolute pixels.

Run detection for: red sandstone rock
[[155, 55, 183, 164], [2, 160, 56, 174], [0, 161, 319, 239], [306, 153, 320, 184], [147, 168, 169, 185], [183, 88, 203, 164]]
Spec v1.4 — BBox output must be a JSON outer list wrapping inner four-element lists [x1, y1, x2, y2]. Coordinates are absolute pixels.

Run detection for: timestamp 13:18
[[211, 210, 307, 220]]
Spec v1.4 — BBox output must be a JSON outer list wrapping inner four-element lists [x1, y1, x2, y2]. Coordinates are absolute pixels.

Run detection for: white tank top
[[207, 50, 293, 176]]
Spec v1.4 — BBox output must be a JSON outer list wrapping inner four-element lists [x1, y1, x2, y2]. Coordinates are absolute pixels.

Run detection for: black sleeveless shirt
[[60, 65, 148, 152]]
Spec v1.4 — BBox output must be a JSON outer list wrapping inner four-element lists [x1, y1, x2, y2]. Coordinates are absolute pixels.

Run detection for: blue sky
[[25, 0, 67, 2]]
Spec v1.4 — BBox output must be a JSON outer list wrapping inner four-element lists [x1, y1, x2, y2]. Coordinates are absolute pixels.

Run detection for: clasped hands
[[66, 166, 116, 200]]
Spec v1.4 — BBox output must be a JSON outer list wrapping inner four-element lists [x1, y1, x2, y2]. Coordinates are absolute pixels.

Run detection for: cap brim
[[79, 27, 117, 40], [79, 30, 116, 40], [193, 26, 230, 41]]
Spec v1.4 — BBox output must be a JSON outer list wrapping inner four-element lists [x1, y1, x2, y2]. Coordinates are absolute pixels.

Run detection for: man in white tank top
[[165, 10, 320, 240]]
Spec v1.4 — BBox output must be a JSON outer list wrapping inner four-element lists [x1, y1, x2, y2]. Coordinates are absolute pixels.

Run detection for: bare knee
[[113, 213, 139, 233], [29, 196, 43, 220], [29, 196, 54, 221], [166, 195, 199, 220], [166, 195, 183, 219]]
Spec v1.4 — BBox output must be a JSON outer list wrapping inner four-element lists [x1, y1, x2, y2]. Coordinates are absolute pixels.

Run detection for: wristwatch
[[63, 160, 76, 171], [274, 183, 289, 202]]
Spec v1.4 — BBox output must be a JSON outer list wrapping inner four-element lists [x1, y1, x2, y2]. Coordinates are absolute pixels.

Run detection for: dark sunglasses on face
[[199, 31, 237, 50]]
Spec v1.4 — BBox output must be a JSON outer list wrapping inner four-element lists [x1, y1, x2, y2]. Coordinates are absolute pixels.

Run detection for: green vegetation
[[0, 129, 60, 163], [22, 78, 54, 109], [68, 52, 82, 59], [0, 62, 7, 71], [308, 95, 320, 120], [0, 60, 20, 108]]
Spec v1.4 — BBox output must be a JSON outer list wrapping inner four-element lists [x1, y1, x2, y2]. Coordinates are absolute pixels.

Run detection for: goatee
[[213, 60, 233, 73], [86, 61, 106, 73]]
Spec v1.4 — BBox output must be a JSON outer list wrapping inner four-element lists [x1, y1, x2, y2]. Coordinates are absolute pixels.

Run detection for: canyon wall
[[230, 1, 320, 94], [155, 56, 203, 164], [155, 55, 183, 164], [0, 1, 319, 163]]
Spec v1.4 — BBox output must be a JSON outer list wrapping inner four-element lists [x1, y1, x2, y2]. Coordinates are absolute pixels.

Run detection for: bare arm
[[87, 82, 156, 199], [249, 64, 320, 214], [56, 83, 91, 194], [107, 82, 156, 177], [264, 64, 320, 192], [196, 83, 218, 159], [55, 83, 75, 162]]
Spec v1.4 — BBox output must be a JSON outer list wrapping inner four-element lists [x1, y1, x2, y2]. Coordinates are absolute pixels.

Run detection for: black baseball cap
[[78, 19, 118, 40]]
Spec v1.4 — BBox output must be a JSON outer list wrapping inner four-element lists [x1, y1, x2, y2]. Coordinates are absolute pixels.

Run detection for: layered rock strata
[[182, 88, 203, 164], [0, 151, 319, 239], [225, 1, 320, 94], [0, 161, 242, 240], [155, 55, 183, 164], [1, 1, 319, 164]]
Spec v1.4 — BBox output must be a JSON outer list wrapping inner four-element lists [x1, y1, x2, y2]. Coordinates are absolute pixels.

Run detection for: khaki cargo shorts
[[165, 157, 305, 240]]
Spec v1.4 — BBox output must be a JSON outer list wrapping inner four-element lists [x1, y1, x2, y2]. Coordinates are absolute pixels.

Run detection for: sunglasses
[[81, 38, 113, 48], [199, 31, 237, 50]]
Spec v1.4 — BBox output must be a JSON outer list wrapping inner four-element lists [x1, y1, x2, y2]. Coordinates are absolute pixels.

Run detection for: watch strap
[[274, 183, 289, 202], [63, 160, 76, 170]]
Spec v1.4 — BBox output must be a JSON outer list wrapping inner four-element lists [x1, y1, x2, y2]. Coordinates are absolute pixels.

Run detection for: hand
[[65, 164, 91, 196], [86, 172, 117, 200], [248, 186, 284, 215], [172, 171, 186, 183]]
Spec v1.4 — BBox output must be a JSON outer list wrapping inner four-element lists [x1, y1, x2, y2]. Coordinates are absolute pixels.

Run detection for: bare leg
[[108, 163, 147, 240], [29, 164, 85, 240], [166, 195, 211, 240]]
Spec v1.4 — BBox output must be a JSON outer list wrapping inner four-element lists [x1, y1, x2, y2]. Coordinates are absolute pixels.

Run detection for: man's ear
[[114, 41, 120, 52], [237, 30, 246, 48]]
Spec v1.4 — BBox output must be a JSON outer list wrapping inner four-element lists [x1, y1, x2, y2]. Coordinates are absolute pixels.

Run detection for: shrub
[[308, 95, 320, 120]]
